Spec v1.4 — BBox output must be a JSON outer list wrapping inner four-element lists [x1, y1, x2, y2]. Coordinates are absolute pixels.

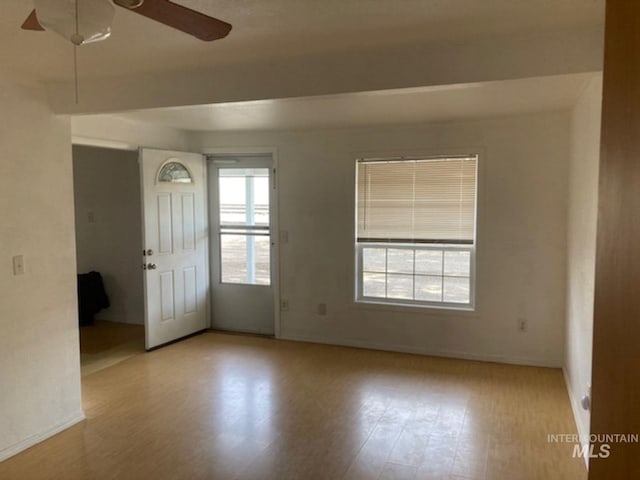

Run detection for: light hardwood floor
[[0, 332, 586, 479], [80, 320, 145, 376]]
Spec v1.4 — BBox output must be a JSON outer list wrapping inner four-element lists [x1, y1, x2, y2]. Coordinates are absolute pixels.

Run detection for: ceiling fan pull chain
[[74, 0, 80, 104], [74, 45, 79, 104]]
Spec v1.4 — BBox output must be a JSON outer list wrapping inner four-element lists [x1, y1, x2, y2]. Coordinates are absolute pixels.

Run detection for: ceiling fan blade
[[115, 0, 232, 41], [21, 10, 45, 31]]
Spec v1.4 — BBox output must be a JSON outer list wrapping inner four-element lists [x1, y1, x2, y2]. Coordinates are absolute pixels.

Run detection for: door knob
[[147, 263, 157, 270]]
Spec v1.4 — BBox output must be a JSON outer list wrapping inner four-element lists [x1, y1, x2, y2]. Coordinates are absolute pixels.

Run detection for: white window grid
[[355, 242, 476, 310]]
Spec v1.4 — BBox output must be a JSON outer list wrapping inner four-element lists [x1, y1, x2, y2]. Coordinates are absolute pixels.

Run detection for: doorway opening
[[71, 144, 280, 371], [72, 145, 145, 375]]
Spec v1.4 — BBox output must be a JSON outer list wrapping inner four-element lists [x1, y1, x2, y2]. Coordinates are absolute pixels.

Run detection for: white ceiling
[[2, 0, 604, 82], [79, 73, 595, 133]]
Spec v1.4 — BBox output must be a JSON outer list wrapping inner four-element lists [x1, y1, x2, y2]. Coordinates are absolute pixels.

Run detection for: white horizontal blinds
[[357, 156, 477, 244]]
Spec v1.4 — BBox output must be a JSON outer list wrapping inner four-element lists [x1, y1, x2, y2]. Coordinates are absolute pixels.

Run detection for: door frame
[[203, 146, 281, 338]]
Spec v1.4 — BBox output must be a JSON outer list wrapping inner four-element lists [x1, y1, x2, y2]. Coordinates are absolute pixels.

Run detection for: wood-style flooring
[[0, 332, 586, 479], [80, 320, 145, 376]]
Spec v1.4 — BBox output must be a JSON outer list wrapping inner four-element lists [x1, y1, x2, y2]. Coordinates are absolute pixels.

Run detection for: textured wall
[[0, 77, 84, 461], [193, 111, 570, 366]]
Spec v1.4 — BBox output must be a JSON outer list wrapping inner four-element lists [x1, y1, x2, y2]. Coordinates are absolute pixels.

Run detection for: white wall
[[73, 146, 144, 325], [192, 111, 570, 366], [564, 76, 602, 451], [72, 115, 190, 151], [0, 77, 84, 461]]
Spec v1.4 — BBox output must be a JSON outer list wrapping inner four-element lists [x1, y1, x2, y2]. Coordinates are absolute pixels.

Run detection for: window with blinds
[[355, 155, 478, 309], [357, 156, 477, 244]]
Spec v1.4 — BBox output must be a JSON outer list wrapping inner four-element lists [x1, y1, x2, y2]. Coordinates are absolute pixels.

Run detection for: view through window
[[218, 168, 271, 285]]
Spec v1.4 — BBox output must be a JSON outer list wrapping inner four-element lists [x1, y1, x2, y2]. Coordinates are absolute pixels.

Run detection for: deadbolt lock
[[146, 249, 154, 256]]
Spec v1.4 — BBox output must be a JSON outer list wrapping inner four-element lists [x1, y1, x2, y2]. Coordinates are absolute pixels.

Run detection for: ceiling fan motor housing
[[113, 0, 145, 9], [34, 0, 116, 45]]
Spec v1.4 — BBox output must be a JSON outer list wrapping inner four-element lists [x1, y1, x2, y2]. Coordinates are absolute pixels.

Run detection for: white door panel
[[140, 148, 209, 349]]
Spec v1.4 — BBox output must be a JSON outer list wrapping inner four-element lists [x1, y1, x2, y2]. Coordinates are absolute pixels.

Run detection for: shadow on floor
[[80, 319, 145, 376]]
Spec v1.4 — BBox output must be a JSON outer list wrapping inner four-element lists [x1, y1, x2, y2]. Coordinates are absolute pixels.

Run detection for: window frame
[[355, 242, 476, 311], [354, 153, 479, 311]]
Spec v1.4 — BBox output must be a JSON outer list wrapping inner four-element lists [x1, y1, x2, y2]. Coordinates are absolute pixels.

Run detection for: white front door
[[208, 155, 275, 335], [140, 148, 209, 349]]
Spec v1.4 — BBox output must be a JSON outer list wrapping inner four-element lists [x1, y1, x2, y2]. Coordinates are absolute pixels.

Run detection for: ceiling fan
[[21, 0, 232, 44]]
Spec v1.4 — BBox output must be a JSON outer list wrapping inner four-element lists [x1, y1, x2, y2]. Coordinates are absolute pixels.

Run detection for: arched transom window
[[158, 161, 193, 184]]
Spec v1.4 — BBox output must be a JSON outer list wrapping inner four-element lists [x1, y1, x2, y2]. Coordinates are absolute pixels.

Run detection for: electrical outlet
[[317, 303, 327, 316], [12, 255, 25, 276], [280, 299, 289, 311], [518, 317, 528, 332], [581, 382, 592, 411]]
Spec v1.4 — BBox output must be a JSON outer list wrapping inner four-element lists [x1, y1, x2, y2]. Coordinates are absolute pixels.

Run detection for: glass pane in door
[[219, 168, 271, 285]]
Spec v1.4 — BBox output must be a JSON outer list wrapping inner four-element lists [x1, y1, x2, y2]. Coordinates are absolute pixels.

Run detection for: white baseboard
[[279, 333, 560, 368], [562, 367, 590, 469], [0, 411, 86, 463]]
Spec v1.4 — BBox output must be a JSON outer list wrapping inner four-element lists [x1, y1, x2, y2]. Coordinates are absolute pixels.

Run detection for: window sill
[[352, 299, 479, 318]]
